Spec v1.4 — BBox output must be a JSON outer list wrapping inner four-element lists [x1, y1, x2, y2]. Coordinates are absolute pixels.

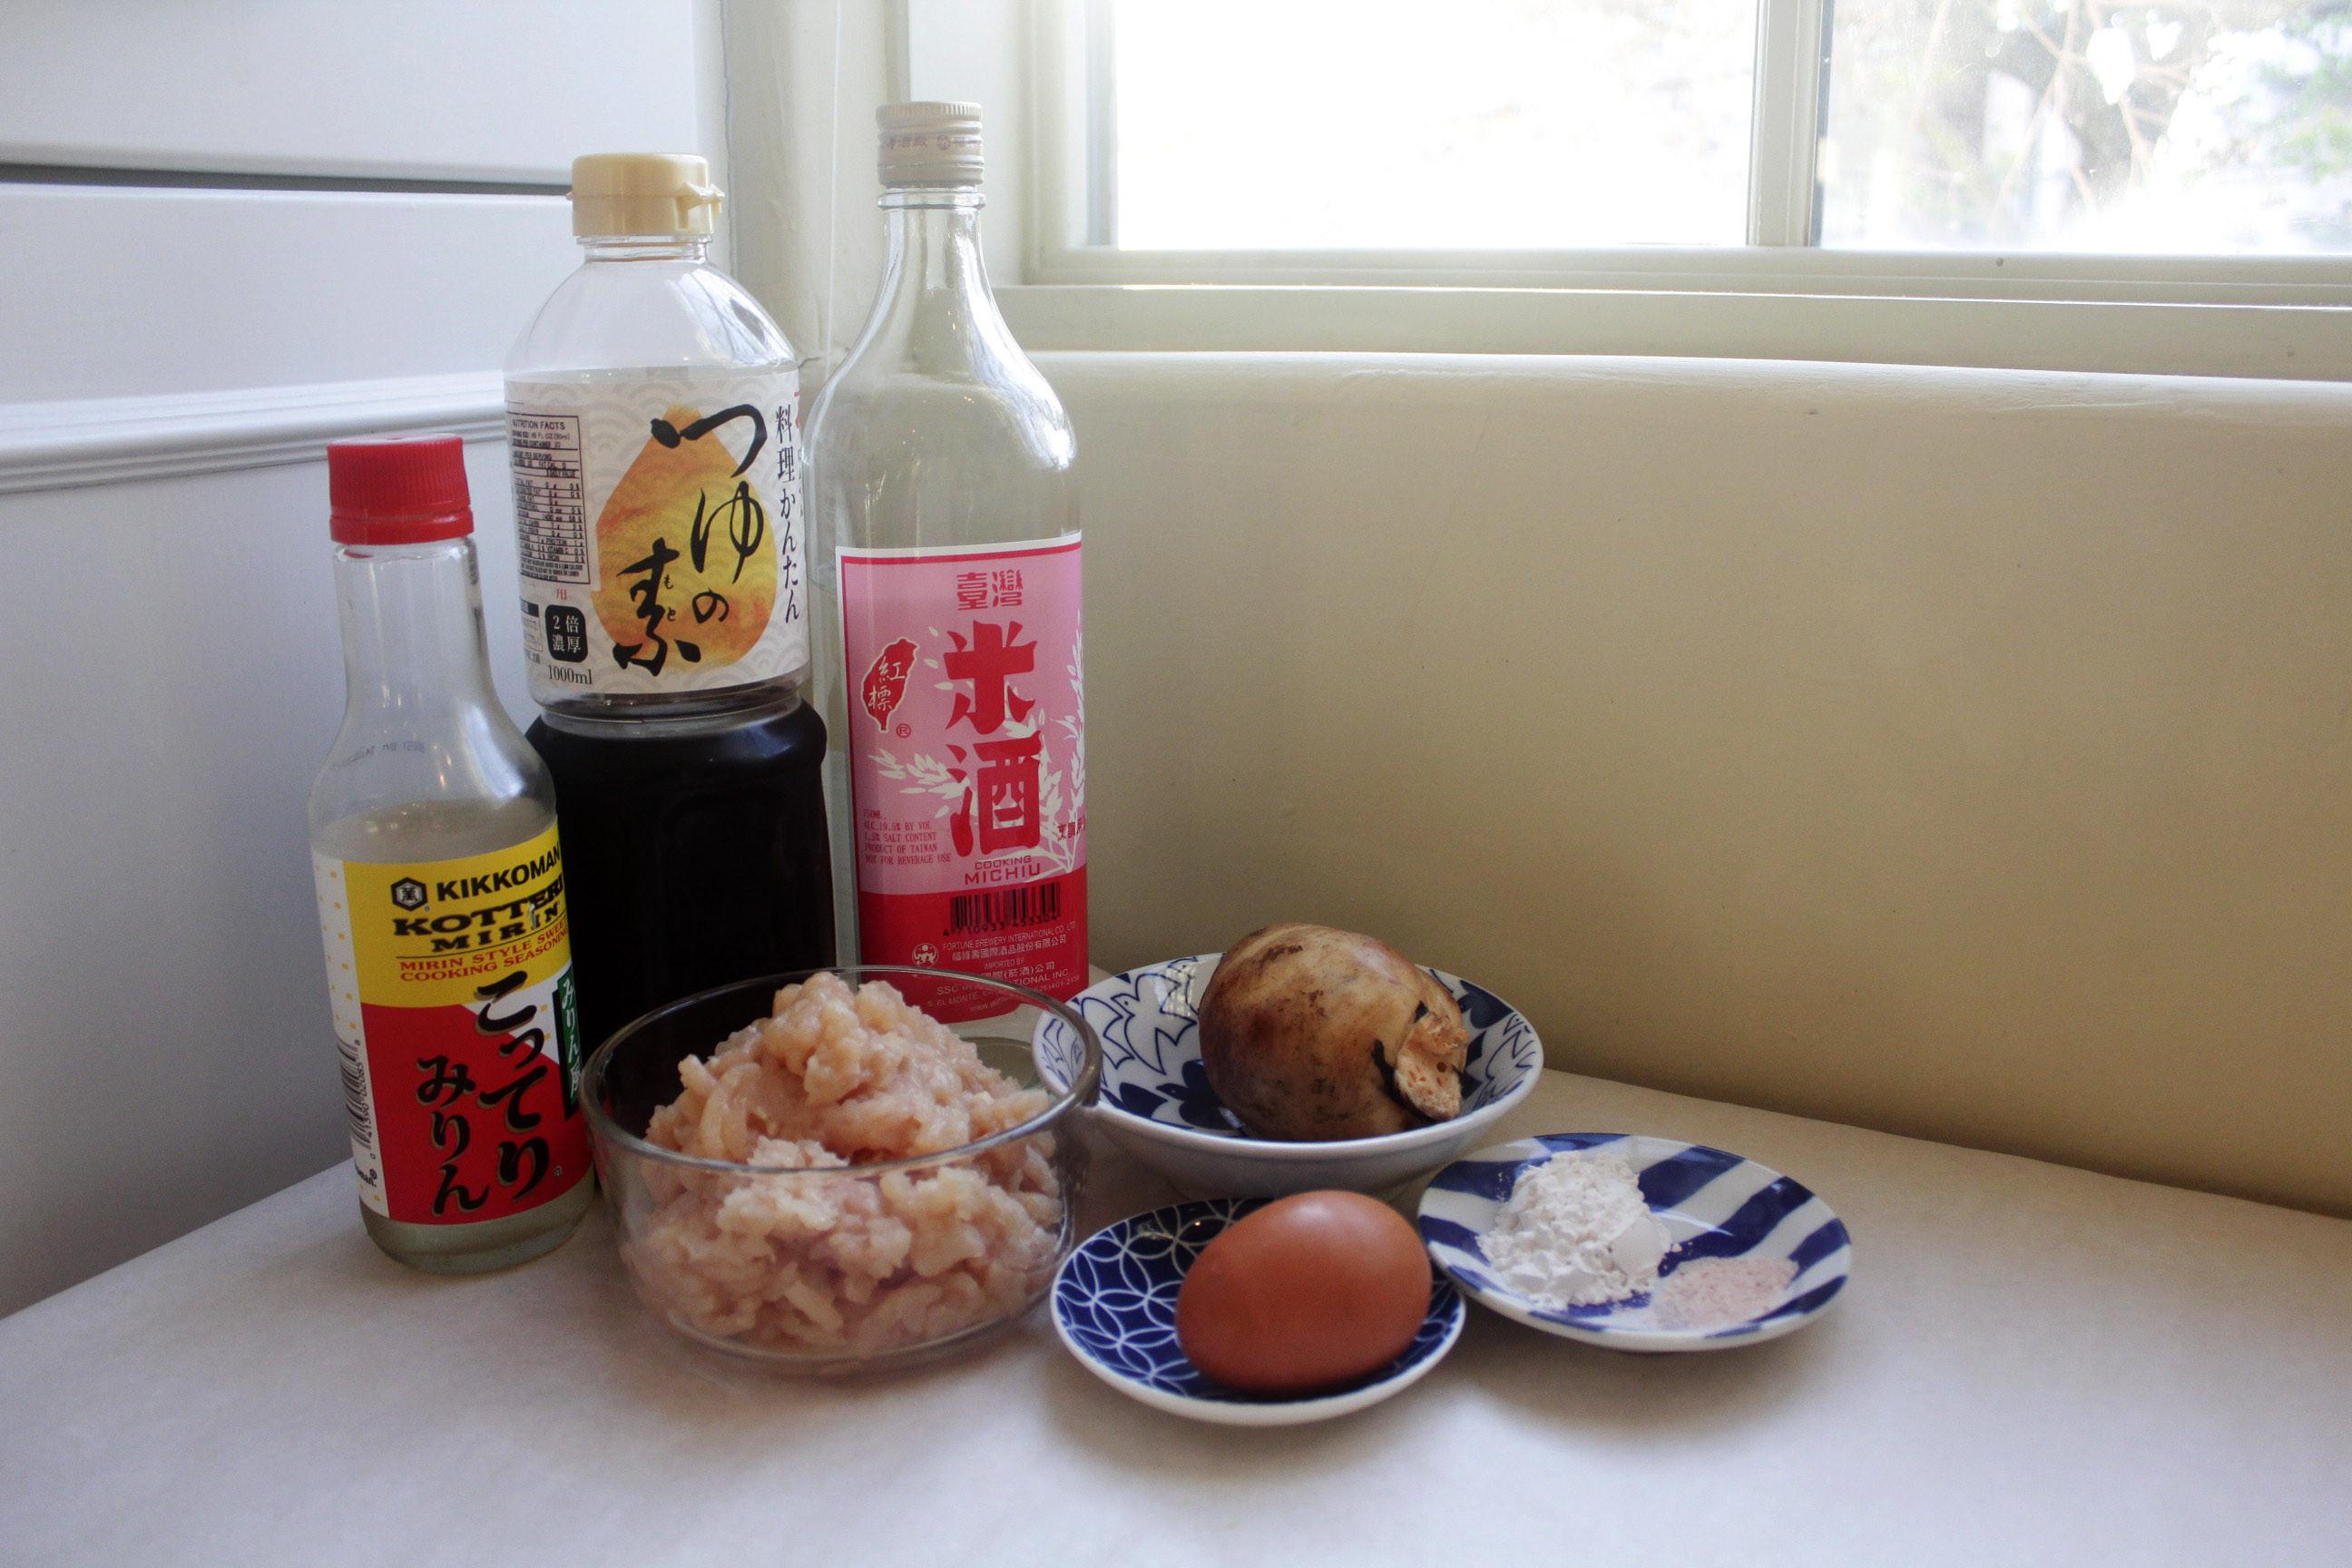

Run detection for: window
[[998, 0, 2352, 376], [1820, 0, 2352, 252], [1102, 0, 1759, 250], [1031, 0, 2352, 277]]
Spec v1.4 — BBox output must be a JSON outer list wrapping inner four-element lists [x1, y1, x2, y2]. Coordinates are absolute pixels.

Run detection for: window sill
[[997, 283, 2352, 383]]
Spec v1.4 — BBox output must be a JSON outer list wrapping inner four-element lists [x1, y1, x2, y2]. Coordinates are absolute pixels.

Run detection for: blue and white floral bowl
[[1034, 955, 1544, 1198], [1052, 1198, 1466, 1425], [1417, 1133, 1853, 1352]]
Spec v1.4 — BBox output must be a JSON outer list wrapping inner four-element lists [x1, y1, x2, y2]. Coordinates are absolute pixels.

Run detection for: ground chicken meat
[[625, 973, 1064, 1357]]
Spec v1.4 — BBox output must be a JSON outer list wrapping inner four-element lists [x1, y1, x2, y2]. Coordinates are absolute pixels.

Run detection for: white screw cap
[[877, 101, 984, 187]]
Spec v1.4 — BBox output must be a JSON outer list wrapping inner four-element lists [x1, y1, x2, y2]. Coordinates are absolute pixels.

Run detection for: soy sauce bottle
[[505, 154, 836, 1052]]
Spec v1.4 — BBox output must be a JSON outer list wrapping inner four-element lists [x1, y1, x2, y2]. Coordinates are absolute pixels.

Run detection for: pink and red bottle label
[[838, 534, 1086, 1019]]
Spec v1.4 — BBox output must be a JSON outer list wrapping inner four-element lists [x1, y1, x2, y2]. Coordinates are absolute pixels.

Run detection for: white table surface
[[5, 1068, 2349, 1568]]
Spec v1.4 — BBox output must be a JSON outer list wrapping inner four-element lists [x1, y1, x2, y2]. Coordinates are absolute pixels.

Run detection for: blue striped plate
[[1417, 1133, 1852, 1352]]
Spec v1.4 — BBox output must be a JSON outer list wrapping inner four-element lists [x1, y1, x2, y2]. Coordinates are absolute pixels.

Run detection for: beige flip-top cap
[[877, 101, 984, 187], [569, 152, 722, 237]]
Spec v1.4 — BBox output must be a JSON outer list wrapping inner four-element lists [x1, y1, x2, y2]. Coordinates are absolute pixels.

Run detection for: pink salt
[[1651, 1255, 1798, 1330]]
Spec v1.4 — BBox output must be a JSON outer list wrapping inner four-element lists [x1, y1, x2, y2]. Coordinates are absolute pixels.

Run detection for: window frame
[[1006, 0, 2352, 377]]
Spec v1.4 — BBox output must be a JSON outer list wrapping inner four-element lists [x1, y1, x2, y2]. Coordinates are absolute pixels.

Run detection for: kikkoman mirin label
[[506, 369, 806, 702], [839, 534, 1087, 1021], [311, 826, 589, 1223]]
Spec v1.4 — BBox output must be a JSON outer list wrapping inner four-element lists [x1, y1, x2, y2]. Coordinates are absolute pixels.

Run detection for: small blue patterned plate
[[1034, 956, 1544, 1199], [1418, 1134, 1853, 1352], [1053, 1198, 1467, 1425]]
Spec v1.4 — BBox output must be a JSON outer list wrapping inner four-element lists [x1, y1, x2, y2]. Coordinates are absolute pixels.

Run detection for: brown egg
[[1174, 1191, 1432, 1396]]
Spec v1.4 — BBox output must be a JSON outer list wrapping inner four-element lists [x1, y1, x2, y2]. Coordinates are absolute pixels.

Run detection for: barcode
[[950, 883, 1061, 934], [337, 1036, 374, 1146]]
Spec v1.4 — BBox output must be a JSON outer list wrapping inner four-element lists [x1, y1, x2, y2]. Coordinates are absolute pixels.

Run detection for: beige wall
[[1046, 352, 2352, 1216]]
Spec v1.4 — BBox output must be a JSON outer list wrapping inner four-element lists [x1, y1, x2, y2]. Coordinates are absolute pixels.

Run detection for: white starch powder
[[1484, 1152, 1675, 1308]]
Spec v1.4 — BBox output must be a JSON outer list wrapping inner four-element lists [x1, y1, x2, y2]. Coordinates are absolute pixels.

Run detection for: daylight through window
[[1091, 0, 2352, 255]]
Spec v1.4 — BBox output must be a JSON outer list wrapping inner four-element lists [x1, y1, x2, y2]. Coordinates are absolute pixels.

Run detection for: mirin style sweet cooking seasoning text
[[315, 824, 589, 1228]]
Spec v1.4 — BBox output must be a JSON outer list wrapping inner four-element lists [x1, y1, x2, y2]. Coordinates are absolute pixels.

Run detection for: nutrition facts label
[[507, 411, 589, 584]]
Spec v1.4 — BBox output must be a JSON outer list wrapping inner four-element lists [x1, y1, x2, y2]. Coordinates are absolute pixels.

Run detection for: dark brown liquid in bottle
[[527, 694, 837, 1056]]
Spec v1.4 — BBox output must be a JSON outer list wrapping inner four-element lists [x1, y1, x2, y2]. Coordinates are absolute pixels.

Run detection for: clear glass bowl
[[584, 965, 1100, 1375]]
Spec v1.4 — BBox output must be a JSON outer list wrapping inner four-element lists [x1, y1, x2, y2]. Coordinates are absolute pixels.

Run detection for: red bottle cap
[[328, 435, 475, 544]]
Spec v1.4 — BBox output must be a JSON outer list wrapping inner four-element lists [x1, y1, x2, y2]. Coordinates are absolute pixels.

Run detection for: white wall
[[0, 0, 724, 1315]]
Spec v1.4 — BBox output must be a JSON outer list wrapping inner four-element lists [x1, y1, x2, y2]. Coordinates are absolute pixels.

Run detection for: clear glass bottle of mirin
[[807, 103, 1087, 1024], [308, 436, 593, 1273], [505, 152, 808, 720]]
